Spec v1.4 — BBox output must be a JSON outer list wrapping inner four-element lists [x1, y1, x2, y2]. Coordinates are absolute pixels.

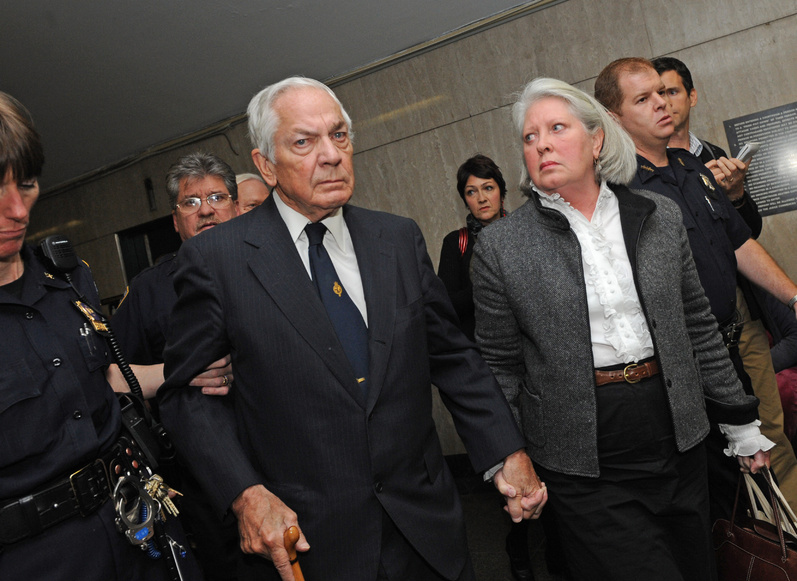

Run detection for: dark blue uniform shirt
[[0, 246, 120, 499], [631, 149, 752, 324], [112, 253, 178, 364]]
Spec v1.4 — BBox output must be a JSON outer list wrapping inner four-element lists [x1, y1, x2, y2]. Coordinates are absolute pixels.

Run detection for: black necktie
[[305, 222, 369, 395]]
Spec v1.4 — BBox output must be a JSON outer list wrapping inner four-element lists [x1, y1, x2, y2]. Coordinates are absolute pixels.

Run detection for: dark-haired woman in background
[[438, 154, 507, 342], [438, 156, 538, 580]]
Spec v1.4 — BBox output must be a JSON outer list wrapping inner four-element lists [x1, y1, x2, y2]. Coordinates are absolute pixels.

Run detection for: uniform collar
[[0, 245, 71, 305], [635, 149, 695, 184]]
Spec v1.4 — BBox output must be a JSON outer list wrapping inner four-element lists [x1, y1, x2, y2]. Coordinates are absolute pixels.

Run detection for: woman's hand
[[737, 449, 771, 474]]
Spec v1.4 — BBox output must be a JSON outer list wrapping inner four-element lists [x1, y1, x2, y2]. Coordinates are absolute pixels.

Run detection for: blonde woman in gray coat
[[471, 78, 773, 581]]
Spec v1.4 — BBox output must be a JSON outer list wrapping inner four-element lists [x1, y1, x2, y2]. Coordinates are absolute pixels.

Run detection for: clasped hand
[[493, 449, 548, 522]]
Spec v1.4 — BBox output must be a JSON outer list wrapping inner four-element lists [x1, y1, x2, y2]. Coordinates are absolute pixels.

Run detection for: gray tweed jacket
[[471, 183, 758, 478]]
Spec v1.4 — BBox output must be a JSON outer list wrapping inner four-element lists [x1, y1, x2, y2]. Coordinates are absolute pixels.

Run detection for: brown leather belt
[[594, 360, 659, 386]]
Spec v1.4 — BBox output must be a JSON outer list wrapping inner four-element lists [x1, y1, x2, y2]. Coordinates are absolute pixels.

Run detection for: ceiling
[[1, 0, 531, 192]]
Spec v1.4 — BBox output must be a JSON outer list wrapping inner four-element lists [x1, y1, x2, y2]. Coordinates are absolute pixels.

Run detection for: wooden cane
[[283, 526, 305, 581]]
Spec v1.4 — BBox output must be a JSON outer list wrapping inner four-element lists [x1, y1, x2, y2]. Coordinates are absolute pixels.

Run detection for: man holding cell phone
[[652, 56, 762, 235]]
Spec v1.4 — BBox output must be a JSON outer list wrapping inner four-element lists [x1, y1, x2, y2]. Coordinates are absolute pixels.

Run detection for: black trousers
[[536, 375, 715, 581]]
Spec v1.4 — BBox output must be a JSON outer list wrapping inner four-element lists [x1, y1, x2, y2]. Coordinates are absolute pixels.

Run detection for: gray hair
[[246, 77, 354, 162], [235, 172, 265, 185], [166, 152, 238, 209], [511, 78, 637, 192]]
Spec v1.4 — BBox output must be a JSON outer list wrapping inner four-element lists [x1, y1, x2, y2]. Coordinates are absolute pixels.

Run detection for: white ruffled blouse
[[533, 181, 774, 458], [537, 181, 655, 368]]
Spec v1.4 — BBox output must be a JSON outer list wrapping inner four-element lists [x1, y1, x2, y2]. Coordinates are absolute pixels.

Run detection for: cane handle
[[283, 526, 305, 581]]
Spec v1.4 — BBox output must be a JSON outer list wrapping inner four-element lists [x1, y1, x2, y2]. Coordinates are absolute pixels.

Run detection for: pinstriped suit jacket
[[159, 193, 524, 581]]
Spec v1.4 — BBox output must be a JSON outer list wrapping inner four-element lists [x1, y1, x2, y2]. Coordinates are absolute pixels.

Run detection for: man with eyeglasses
[[111, 151, 240, 581], [114, 151, 237, 376]]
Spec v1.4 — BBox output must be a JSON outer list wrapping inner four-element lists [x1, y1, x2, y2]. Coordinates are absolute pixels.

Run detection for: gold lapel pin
[[333, 281, 343, 298]]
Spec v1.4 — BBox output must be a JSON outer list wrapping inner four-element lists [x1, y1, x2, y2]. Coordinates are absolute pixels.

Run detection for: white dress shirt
[[273, 192, 368, 325]]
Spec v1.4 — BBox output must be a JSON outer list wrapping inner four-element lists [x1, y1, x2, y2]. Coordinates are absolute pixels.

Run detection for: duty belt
[[0, 446, 120, 548], [719, 311, 744, 349]]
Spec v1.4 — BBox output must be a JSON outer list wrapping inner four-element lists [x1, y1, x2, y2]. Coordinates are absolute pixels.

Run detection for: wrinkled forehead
[[273, 87, 346, 132], [178, 174, 230, 199]]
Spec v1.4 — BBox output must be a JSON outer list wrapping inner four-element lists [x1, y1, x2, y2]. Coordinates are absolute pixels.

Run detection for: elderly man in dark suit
[[158, 77, 545, 581]]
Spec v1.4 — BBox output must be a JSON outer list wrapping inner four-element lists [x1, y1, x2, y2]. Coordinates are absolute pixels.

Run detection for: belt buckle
[[69, 459, 110, 516], [623, 363, 642, 384]]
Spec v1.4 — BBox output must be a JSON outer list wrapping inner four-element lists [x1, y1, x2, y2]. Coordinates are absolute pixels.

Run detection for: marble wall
[[28, 0, 797, 453], [341, 0, 797, 279]]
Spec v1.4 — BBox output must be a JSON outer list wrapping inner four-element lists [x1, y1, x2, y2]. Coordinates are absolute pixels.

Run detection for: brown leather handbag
[[713, 468, 797, 580]]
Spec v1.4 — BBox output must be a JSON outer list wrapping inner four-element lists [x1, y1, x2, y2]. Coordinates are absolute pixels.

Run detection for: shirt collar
[[534, 180, 614, 219], [688, 131, 703, 156], [272, 190, 347, 251]]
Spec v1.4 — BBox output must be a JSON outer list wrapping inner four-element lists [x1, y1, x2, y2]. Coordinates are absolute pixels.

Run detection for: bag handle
[[761, 467, 797, 537], [732, 468, 797, 563]]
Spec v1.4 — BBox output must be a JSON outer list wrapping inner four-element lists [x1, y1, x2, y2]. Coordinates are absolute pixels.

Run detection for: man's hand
[[737, 449, 771, 474], [705, 157, 749, 201], [493, 449, 547, 522], [231, 485, 310, 581], [190, 354, 234, 395]]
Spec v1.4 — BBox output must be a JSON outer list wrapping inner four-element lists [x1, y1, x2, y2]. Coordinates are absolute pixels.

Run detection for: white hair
[[246, 77, 354, 162], [235, 172, 265, 185], [512, 77, 637, 191]]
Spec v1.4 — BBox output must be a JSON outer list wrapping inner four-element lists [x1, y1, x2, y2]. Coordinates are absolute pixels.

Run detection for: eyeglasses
[[174, 193, 233, 215]]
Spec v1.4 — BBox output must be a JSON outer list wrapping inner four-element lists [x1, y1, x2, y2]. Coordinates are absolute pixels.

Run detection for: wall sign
[[724, 102, 797, 216]]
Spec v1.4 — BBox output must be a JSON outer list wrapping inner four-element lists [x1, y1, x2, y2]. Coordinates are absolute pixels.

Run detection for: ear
[[592, 127, 605, 159], [252, 149, 277, 188], [689, 88, 698, 109], [172, 212, 179, 233]]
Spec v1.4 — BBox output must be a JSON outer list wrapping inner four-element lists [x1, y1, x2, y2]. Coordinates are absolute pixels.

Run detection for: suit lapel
[[245, 198, 366, 406], [344, 206, 395, 413]]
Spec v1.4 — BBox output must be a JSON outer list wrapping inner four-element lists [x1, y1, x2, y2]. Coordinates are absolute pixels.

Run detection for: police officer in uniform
[[0, 92, 199, 580]]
